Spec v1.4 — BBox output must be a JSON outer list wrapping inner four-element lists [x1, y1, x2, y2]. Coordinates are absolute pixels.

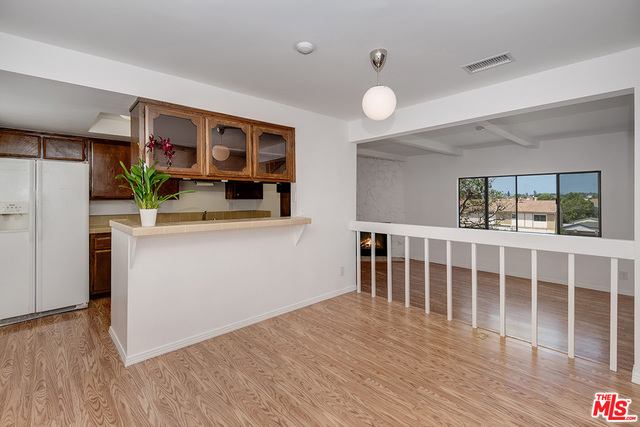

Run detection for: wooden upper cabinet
[[1, 129, 85, 161], [90, 139, 132, 199], [225, 181, 263, 199], [145, 105, 204, 177], [0, 129, 41, 158], [130, 98, 295, 182], [91, 138, 180, 200], [205, 116, 252, 178], [252, 126, 295, 182], [44, 136, 86, 161]]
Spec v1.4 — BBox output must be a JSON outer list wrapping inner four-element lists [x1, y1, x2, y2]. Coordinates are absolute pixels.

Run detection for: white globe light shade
[[362, 85, 397, 120], [212, 144, 230, 161]]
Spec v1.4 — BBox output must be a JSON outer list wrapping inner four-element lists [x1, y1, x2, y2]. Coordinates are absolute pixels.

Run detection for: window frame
[[458, 170, 602, 237]]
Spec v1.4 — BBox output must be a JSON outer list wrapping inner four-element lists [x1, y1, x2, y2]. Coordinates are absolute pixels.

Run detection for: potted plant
[[116, 136, 194, 226]]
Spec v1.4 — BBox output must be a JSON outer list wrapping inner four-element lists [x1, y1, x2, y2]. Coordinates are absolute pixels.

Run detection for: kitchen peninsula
[[109, 216, 311, 366]]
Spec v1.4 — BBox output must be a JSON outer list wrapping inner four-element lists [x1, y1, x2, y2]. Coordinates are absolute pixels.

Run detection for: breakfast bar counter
[[110, 216, 311, 237], [108, 216, 313, 366]]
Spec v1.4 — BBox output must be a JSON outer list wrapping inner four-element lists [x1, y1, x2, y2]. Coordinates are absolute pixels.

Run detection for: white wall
[[356, 156, 405, 256], [403, 131, 634, 294], [89, 181, 281, 216], [111, 224, 348, 365], [0, 33, 356, 309]]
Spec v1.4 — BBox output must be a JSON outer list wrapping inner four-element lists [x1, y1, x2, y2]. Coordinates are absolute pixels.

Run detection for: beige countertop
[[90, 226, 112, 234], [109, 216, 312, 237]]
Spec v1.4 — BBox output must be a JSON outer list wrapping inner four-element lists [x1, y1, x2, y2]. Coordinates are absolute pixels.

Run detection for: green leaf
[[115, 157, 194, 210]]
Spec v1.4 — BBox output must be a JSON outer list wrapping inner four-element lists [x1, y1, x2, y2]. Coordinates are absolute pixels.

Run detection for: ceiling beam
[[357, 148, 407, 162], [477, 121, 538, 148], [390, 136, 463, 156]]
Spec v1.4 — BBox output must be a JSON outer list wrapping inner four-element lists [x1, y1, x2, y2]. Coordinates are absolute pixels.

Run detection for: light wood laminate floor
[[361, 260, 635, 372], [0, 293, 638, 425]]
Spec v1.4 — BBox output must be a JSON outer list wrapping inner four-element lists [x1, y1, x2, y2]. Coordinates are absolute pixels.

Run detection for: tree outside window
[[459, 177, 511, 229]]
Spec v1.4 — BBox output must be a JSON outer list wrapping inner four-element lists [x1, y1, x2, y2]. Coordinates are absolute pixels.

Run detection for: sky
[[488, 172, 599, 196]]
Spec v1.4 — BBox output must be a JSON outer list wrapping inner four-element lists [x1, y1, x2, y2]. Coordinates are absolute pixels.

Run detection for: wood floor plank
[[0, 294, 638, 425], [361, 259, 634, 371]]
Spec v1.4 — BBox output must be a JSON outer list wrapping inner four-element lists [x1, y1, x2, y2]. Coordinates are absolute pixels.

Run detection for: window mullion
[[515, 176, 518, 232], [485, 177, 489, 230], [556, 174, 560, 235]]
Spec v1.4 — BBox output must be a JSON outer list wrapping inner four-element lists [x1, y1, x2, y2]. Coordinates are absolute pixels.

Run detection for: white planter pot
[[139, 208, 158, 227]]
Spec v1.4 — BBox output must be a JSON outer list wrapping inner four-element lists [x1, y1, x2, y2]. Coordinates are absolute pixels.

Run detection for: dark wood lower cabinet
[[90, 233, 111, 298]]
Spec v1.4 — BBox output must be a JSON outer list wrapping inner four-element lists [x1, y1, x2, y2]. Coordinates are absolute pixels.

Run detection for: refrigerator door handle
[[28, 161, 36, 246]]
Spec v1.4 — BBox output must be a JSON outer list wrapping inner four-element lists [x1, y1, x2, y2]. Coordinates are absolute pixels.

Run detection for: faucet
[[202, 210, 207, 221]]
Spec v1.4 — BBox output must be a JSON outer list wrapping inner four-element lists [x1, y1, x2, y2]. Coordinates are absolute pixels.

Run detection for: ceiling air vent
[[462, 52, 513, 74]]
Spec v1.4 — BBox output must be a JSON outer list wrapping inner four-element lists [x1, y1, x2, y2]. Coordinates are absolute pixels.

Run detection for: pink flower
[[148, 134, 175, 168]]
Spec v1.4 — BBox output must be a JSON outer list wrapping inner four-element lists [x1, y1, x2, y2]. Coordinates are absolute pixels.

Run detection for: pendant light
[[362, 48, 397, 121], [212, 126, 230, 161]]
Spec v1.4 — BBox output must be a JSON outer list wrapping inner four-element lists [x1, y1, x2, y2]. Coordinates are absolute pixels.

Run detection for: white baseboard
[[109, 326, 127, 364], [632, 365, 640, 385], [113, 285, 356, 367]]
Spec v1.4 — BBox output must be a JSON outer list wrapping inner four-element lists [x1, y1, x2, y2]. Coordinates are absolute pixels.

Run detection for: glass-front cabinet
[[145, 105, 204, 176], [252, 125, 295, 182], [130, 98, 295, 182], [205, 117, 252, 178]]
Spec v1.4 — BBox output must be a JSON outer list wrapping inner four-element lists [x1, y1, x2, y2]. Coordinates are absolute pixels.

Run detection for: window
[[458, 178, 486, 229], [489, 176, 515, 231], [459, 171, 600, 237], [559, 172, 600, 237]]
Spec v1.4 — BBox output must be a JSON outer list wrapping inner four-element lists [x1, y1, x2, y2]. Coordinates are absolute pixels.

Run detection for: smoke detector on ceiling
[[462, 52, 513, 74], [295, 41, 315, 55]]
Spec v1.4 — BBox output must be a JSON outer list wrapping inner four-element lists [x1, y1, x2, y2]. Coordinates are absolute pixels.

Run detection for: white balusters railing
[[387, 234, 392, 302], [471, 243, 477, 328], [499, 246, 506, 337], [531, 250, 538, 348], [404, 236, 410, 308], [351, 220, 634, 372], [424, 238, 430, 314], [611, 258, 619, 372], [371, 232, 376, 298], [446, 241, 452, 321], [356, 231, 361, 293], [568, 253, 575, 358]]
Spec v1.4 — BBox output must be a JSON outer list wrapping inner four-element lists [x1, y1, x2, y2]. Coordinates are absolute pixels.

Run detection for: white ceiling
[[1, 0, 639, 121], [0, 1, 637, 154], [358, 94, 634, 159], [0, 70, 135, 140]]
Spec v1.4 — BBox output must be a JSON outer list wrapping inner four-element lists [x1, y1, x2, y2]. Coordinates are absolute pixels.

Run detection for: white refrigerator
[[0, 158, 89, 323]]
